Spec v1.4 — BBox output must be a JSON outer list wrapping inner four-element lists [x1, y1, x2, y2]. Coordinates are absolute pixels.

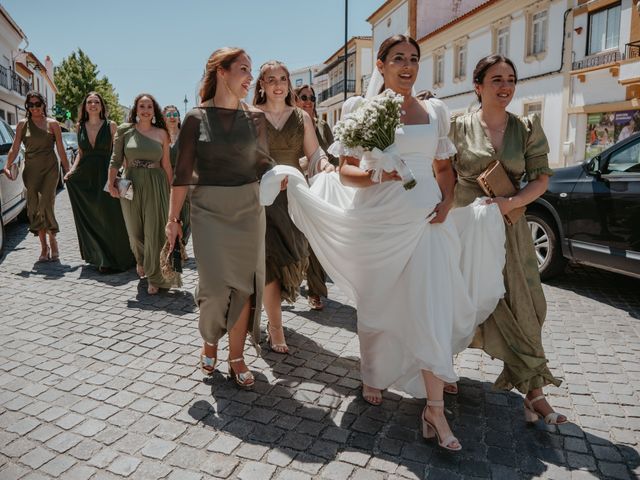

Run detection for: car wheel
[[526, 211, 567, 280]]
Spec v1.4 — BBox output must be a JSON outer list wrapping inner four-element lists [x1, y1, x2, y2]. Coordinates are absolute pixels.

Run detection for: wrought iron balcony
[[572, 50, 621, 71], [625, 41, 640, 60], [0, 65, 32, 96], [318, 79, 356, 103]]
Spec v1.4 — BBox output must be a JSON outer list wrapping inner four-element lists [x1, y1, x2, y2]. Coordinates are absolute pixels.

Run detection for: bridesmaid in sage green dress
[[450, 55, 567, 425], [3, 91, 70, 262], [65, 92, 134, 272], [107, 93, 176, 294], [163, 104, 191, 243]]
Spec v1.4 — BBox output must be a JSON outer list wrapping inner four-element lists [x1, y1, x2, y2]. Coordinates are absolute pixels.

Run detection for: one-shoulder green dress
[[20, 118, 59, 234], [450, 111, 561, 394], [66, 121, 135, 271], [110, 124, 174, 289]]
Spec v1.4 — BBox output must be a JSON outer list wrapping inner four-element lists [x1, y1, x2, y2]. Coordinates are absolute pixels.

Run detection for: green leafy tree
[[53, 48, 123, 124]]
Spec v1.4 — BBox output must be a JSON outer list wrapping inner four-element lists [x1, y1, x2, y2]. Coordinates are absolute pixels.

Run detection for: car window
[[0, 120, 12, 145], [607, 139, 640, 173]]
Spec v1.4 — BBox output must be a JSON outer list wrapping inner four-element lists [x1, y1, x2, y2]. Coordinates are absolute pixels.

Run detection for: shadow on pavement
[[186, 328, 640, 478], [125, 280, 197, 315]]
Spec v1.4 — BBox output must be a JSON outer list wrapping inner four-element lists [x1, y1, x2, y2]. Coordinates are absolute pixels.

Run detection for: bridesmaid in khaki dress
[[450, 55, 567, 425], [166, 48, 274, 389], [107, 93, 175, 294], [253, 61, 334, 353], [3, 92, 70, 262]]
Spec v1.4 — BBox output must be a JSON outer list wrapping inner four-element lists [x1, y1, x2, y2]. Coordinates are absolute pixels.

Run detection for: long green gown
[[20, 118, 59, 235], [66, 121, 135, 271], [450, 111, 561, 394], [110, 124, 175, 289]]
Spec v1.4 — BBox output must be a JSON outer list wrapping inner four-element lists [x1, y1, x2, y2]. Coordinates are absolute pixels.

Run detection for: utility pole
[[343, 0, 348, 102], [183, 95, 188, 116]]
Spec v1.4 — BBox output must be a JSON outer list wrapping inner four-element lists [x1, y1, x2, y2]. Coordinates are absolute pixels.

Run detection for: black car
[[526, 132, 640, 280]]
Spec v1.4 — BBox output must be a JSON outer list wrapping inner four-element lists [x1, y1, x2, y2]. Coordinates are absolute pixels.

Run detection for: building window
[[523, 101, 543, 120], [0, 109, 5, 120], [530, 10, 548, 55], [454, 42, 467, 81], [7, 112, 15, 125], [295, 78, 302, 87], [496, 27, 510, 56], [433, 52, 444, 87], [588, 3, 621, 55]]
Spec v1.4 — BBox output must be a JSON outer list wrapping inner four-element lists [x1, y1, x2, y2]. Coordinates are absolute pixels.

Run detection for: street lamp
[[344, 0, 348, 101], [183, 94, 188, 116]]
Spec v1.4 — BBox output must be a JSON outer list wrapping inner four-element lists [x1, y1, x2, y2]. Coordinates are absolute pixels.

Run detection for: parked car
[[62, 131, 78, 156], [0, 118, 27, 256], [526, 132, 640, 280]]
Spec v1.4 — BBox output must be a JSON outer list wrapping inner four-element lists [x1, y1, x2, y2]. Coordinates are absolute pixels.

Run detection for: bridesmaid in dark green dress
[[65, 92, 135, 272], [163, 105, 191, 243]]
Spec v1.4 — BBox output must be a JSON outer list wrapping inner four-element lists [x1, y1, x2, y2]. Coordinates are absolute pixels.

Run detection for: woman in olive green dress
[[163, 104, 191, 244], [107, 93, 175, 294], [294, 84, 337, 311], [254, 61, 334, 353], [450, 55, 567, 425], [64, 92, 134, 272], [3, 92, 70, 262]]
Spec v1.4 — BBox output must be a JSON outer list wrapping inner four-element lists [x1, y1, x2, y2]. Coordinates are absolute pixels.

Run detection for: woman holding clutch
[[449, 54, 567, 425]]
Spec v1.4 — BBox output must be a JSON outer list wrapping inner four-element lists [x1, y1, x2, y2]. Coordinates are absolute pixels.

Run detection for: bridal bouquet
[[333, 89, 416, 190]]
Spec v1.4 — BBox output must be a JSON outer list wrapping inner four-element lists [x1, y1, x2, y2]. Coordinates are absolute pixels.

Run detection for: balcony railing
[[625, 40, 640, 60], [572, 50, 621, 70], [318, 79, 356, 103], [0, 64, 31, 96]]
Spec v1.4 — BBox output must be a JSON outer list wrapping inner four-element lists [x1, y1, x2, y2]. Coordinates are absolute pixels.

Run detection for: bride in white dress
[[260, 35, 506, 451]]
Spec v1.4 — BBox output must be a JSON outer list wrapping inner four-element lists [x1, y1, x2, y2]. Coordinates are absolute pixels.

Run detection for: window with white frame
[[523, 101, 543, 120], [454, 41, 467, 81], [434, 52, 444, 87], [496, 26, 510, 56], [588, 3, 621, 55], [530, 10, 548, 55]]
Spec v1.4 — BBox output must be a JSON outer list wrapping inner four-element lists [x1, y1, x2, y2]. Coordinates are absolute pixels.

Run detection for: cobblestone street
[[0, 189, 639, 480]]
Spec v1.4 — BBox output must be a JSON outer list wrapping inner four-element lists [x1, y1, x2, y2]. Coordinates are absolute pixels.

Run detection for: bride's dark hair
[[376, 35, 421, 93]]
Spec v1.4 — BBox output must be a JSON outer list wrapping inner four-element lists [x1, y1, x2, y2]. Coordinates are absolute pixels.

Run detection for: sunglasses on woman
[[165, 112, 180, 118], [27, 101, 43, 109], [299, 94, 316, 102]]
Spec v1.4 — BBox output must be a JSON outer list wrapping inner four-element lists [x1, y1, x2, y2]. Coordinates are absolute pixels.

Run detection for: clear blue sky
[[3, 0, 381, 112]]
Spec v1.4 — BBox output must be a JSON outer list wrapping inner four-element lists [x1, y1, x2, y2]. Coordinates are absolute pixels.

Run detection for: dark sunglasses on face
[[165, 112, 179, 118], [299, 94, 316, 102], [27, 101, 43, 108]]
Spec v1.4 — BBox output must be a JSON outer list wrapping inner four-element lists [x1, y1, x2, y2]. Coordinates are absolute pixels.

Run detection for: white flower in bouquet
[[333, 89, 416, 190]]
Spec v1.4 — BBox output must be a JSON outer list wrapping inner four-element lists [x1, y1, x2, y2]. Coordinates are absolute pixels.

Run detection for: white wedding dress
[[260, 99, 506, 397]]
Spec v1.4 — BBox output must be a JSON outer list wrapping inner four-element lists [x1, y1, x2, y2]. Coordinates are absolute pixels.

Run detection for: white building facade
[[0, 6, 31, 125]]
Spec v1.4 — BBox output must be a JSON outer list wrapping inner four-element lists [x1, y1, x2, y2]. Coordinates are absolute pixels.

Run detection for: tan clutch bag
[[476, 160, 525, 226]]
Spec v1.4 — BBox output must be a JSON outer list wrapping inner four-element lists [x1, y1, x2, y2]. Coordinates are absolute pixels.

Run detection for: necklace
[[479, 112, 508, 134], [267, 109, 288, 130]]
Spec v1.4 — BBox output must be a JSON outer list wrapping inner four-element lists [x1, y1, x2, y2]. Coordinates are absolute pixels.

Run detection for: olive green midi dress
[[20, 118, 59, 235], [450, 112, 562, 393], [66, 121, 135, 271]]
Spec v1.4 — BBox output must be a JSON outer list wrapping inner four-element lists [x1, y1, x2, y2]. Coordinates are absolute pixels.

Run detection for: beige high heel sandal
[[199, 353, 217, 376], [524, 395, 568, 425], [421, 400, 462, 452], [228, 358, 255, 389], [266, 323, 289, 354]]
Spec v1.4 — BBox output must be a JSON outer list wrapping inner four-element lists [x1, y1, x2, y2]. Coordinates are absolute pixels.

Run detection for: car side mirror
[[587, 156, 603, 178]]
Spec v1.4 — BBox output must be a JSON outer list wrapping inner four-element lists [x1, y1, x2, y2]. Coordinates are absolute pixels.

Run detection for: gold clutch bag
[[476, 160, 525, 226]]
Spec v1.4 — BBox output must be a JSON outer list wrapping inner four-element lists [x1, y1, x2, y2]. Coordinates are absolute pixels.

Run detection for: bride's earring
[[152, 116, 156, 124]]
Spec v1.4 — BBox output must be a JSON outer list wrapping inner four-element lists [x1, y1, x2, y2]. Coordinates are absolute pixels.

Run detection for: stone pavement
[[0, 189, 639, 480]]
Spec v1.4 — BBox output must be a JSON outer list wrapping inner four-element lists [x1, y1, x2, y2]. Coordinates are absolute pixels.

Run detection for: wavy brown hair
[[253, 60, 295, 106], [376, 34, 421, 93], [127, 93, 168, 133], [199, 47, 248, 103], [25, 91, 47, 118], [77, 91, 107, 128]]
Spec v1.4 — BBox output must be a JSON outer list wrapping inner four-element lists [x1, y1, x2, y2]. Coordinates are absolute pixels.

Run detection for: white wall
[[372, 2, 409, 54]]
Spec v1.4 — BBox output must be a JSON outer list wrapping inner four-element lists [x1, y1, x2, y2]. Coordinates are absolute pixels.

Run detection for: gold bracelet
[[167, 217, 182, 225]]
